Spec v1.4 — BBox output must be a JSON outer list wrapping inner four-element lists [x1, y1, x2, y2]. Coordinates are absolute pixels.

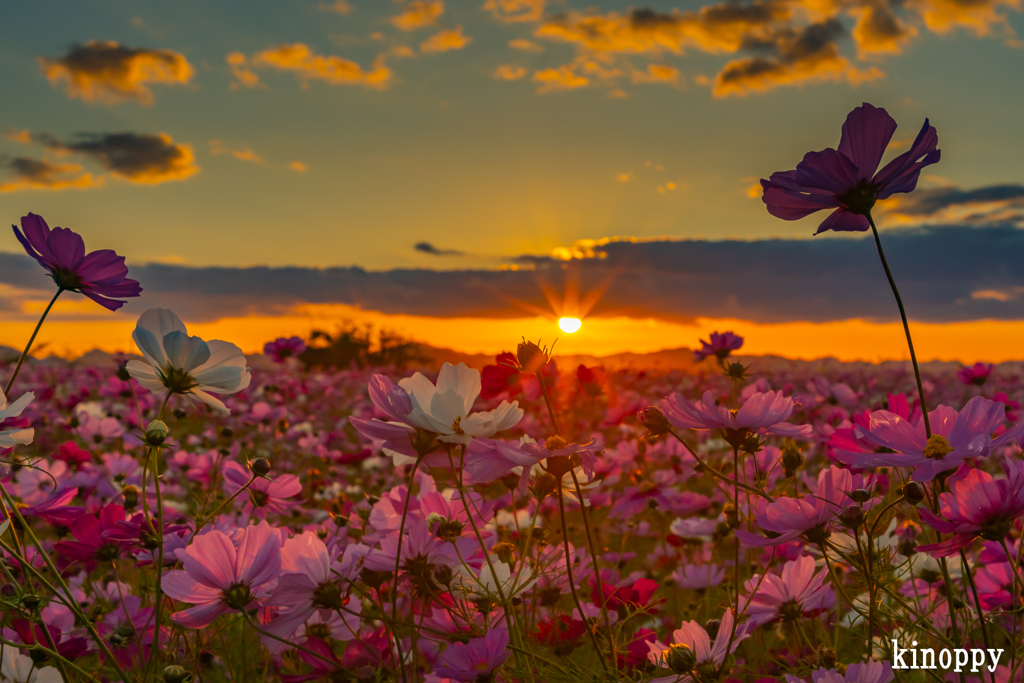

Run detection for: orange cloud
[[420, 27, 472, 53], [0, 157, 99, 193], [249, 43, 392, 89], [319, 0, 352, 14], [851, 2, 919, 54], [5, 129, 32, 144], [49, 132, 200, 185], [209, 140, 264, 165], [226, 51, 262, 89], [288, 161, 308, 172], [509, 38, 544, 51], [532, 65, 589, 92], [631, 63, 682, 84], [391, 1, 444, 30], [707, 19, 885, 96], [483, 0, 546, 23], [494, 64, 528, 80], [40, 41, 193, 105], [913, 0, 1019, 36]]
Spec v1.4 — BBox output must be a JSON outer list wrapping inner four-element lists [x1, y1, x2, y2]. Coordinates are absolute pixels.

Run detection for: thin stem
[[390, 454, 424, 683], [867, 214, 931, 437], [668, 430, 773, 501], [959, 548, 997, 683], [4, 287, 63, 395]]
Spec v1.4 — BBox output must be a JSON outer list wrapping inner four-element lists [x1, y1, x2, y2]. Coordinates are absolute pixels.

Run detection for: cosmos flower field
[[3, 103, 1023, 683]]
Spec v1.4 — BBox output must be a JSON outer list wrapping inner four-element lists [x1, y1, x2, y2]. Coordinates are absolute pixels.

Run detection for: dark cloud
[[5, 223, 1024, 325], [44, 132, 199, 185], [414, 242, 465, 256], [40, 41, 192, 105], [0, 156, 98, 192], [883, 184, 1024, 219]]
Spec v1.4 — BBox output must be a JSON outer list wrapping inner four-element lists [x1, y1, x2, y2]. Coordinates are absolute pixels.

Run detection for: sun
[[558, 317, 582, 333]]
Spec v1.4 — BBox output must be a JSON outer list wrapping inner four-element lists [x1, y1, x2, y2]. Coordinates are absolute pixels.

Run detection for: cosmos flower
[[0, 390, 34, 448], [694, 331, 744, 362], [917, 459, 1024, 557], [957, 362, 992, 386], [661, 390, 813, 441], [126, 308, 251, 414], [741, 556, 835, 627], [222, 460, 302, 518], [434, 626, 510, 683], [833, 396, 1024, 482], [263, 336, 306, 363], [163, 521, 282, 629], [785, 661, 895, 683], [647, 608, 747, 679], [0, 643, 63, 683], [12, 212, 142, 311], [760, 103, 940, 234]]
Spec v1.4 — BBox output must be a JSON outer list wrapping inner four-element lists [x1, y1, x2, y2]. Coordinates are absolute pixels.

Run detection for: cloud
[[484, 0, 546, 23], [913, 0, 1019, 36], [5, 224, 1024, 326], [881, 183, 1024, 226], [226, 51, 263, 89], [288, 161, 308, 172], [47, 132, 199, 185], [532, 65, 589, 92], [39, 41, 193, 105], [631, 63, 682, 84], [414, 242, 466, 256], [4, 130, 32, 144], [320, 0, 353, 14], [707, 19, 885, 96], [494, 64, 528, 80], [509, 38, 544, 51], [0, 157, 99, 193], [208, 140, 264, 165], [391, 1, 444, 31], [235, 44, 392, 89], [420, 27, 473, 53], [850, 2, 919, 54]]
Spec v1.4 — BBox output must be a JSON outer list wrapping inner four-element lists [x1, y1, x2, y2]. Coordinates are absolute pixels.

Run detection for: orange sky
[[2, 303, 1020, 364]]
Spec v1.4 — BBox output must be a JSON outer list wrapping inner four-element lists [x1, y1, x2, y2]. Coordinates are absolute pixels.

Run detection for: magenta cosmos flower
[[760, 103, 940, 234], [737, 466, 854, 547], [957, 362, 992, 386], [833, 395, 1024, 482], [917, 459, 1024, 557], [263, 336, 306, 363], [694, 331, 744, 362], [13, 213, 142, 310], [785, 661, 895, 683], [434, 626, 510, 682], [163, 521, 282, 628], [661, 390, 813, 441]]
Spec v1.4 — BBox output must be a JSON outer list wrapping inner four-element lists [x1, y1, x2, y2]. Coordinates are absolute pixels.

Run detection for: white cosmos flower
[[452, 556, 535, 601], [398, 362, 523, 445], [125, 308, 251, 414], [1, 645, 62, 683], [0, 390, 34, 448]]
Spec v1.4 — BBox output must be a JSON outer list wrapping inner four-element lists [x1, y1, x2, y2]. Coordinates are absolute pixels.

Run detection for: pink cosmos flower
[[55, 504, 129, 564], [662, 390, 813, 441], [917, 459, 1024, 557], [264, 336, 307, 363], [434, 626, 510, 683], [13, 212, 142, 310], [740, 556, 835, 627], [463, 437, 543, 485], [834, 396, 1024, 481], [785, 661, 895, 683], [671, 563, 726, 590], [162, 521, 282, 628], [736, 466, 854, 547], [647, 608, 747, 677], [957, 362, 992, 386], [694, 331, 744, 362], [760, 103, 940, 234], [222, 460, 302, 518]]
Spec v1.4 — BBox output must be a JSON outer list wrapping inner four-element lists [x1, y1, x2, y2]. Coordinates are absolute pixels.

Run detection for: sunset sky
[[2, 0, 1024, 362]]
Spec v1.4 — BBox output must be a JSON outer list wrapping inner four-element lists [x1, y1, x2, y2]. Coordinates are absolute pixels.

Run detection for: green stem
[[4, 287, 63, 395], [959, 548, 997, 683], [867, 214, 931, 437]]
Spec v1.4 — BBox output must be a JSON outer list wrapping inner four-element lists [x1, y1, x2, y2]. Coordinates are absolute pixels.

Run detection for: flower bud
[[116, 362, 132, 382], [500, 472, 521, 490], [250, 458, 272, 477], [163, 665, 192, 683], [704, 619, 721, 640], [516, 338, 550, 375], [902, 482, 925, 505], [144, 420, 168, 447], [849, 488, 871, 503], [664, 644, 696, 674], [781, 442, 803, 476], [838, 504, 865, 528], [817, 646, 838, 669], [20, 594, 41, 611], [122, 485, 139, 510], [638, 407, 672, 436], [723, 503, 740, 529], [492, 542, 516, 567]]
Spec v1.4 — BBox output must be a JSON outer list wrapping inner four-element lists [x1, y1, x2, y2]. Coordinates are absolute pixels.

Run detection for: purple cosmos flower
[[957, 362, 992, 387], [833, 396, 1024, 482], [785, 661, 895, 683], [13, 212, 142, 310], [434, 626, 510, 683], [647, 608, 747, 676], [741, 556, 835, 627], [917, 459, 1024, 557], [222, 460, 302, 518], [736, 466, 854, 547], [694, 331, 744, 362], [661, 390, 813, 441], [263, 336, 307, 363], [162, 521, 282, 628], [760, 103, 940, 234]]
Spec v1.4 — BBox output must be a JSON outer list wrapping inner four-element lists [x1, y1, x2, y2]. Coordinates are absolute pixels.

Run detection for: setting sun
[[558, 317, 582, 333]]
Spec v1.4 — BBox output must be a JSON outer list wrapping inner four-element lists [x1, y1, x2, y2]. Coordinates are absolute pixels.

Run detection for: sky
[[1, 0, 1023, 361]]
